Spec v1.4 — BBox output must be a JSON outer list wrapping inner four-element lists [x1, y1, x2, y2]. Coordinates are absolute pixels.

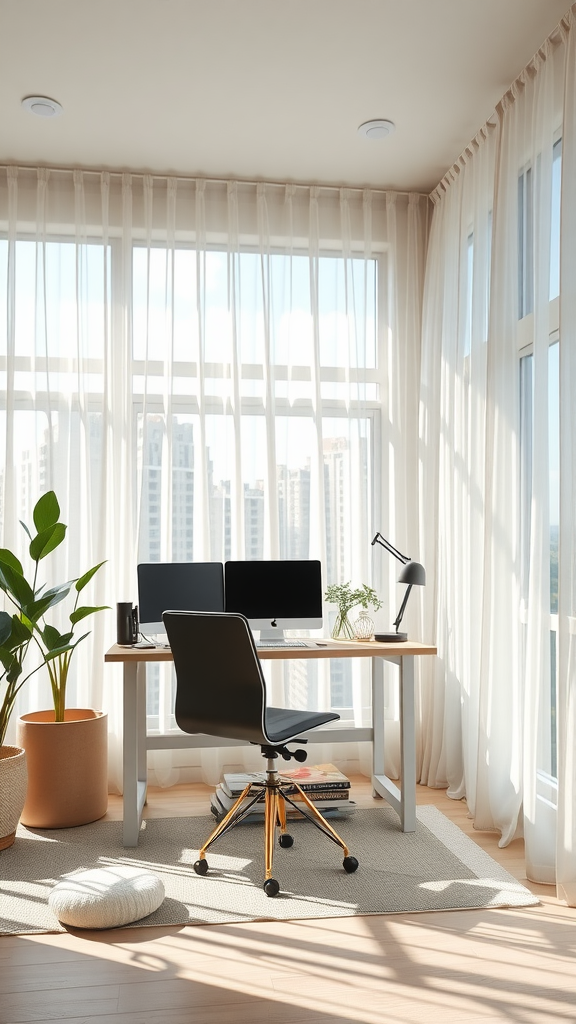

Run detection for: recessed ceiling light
[[358, 119, 395, 140], [22, 96, 63, 118]]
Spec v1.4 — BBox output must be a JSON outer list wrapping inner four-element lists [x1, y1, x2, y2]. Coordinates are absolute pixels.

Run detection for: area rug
[[0, 806, 538, 934]]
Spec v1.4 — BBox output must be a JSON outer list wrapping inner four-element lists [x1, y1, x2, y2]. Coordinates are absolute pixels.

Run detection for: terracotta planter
[[0, 745, 28, 849], [16, 709, 108, 828]]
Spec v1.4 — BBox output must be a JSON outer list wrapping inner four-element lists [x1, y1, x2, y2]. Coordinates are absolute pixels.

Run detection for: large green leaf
[[44, 638, 80, 660], [6, 616, 32, 646], [0, 647, 16, 672], [29, 522, 67, 562], [0, 610, 12, 645], [42, 624, 65, 650], [19, 520, 32, 540], [0, 549, 24, 575], [42, 582, 73, 602], [0, 648, 22, 682], [75, 560, 107, 593], [70, 604, 108, 625], [44, 647, 73, 660], [0, 563, 34, 607], [33, 491, 60, 533], [26, 585, 72, 622], [41, 625, 74, 651], [6, 660, 23, 683]]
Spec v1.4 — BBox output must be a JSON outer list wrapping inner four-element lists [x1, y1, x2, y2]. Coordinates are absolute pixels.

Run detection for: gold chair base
[[197, 773, 352, 887]]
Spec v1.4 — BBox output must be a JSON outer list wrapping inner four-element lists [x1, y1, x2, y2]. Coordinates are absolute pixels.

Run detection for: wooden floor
[[2, 778, 576, 1024]]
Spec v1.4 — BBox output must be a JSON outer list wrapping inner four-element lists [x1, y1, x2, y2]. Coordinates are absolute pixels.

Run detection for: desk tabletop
[[105, 638, 437, 662]]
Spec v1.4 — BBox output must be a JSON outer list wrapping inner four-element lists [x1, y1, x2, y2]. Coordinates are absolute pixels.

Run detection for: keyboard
[[256, 639, 308, 648]]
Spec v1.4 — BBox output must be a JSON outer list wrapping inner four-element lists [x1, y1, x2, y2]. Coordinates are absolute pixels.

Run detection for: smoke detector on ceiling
[[358, 119, 395, 140], [22, 96, 63, 118]]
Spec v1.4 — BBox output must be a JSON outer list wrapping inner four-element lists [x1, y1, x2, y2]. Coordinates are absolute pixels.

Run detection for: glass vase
[[331, 610, 356, 640]]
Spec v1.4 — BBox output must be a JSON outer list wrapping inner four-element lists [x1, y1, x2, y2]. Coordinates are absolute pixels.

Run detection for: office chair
[[162, 609, 359, 897]]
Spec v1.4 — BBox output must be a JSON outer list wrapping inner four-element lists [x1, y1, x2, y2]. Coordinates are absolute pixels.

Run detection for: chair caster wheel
[[194, 858, 209, 876], [343, 856, 359, 873], [278, 833, 294, 848], [263, 878, 280, 897]]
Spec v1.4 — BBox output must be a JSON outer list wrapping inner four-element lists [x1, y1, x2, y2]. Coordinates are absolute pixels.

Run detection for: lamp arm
[[371, 532, 410, 565], [393, 584, 413, 632]]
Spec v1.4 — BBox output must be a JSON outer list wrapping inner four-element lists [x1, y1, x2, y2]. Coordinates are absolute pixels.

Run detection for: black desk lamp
[[371, 532, 426, 642]]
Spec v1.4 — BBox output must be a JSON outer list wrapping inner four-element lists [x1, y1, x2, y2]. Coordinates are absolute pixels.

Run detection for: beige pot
[[16, 709, 108, 828], [0, 745, 28, 849]]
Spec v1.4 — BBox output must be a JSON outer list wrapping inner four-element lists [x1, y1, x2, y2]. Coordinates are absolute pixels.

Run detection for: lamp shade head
[[398, 560, 426, 586]]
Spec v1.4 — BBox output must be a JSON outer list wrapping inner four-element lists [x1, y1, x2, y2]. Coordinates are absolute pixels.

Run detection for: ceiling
[[0, 0, 572, 194]]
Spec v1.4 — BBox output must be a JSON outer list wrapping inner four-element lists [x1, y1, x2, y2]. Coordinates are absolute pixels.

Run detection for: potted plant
[[0, 613, 35, 848], [0, 491, 109, 828], [325, 582, 383, 640]]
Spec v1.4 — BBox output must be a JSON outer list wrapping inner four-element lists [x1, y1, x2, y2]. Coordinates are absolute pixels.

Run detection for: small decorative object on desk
[[353, 610, 374, 639], [325, 582, 382, 640]]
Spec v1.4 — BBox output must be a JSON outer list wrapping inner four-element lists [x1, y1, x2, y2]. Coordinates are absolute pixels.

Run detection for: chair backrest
[[162, 610, 269, 745]]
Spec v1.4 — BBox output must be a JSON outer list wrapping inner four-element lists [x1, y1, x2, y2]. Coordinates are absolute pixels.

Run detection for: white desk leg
[[399, 655, 416, 832], [371, 656, 385, 790], [371, 654, 417, 833], [122, 660, 148, 847]]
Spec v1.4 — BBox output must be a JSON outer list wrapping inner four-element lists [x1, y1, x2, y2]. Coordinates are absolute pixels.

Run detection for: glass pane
[[519, 343, 559, 781], [318, 256, 377, 369], [3, 240, 110, 361], [518, 166, 534, 319], [133, 247, 199, 363], [549, 341, 559, 615], [519, 353, 533, 606], [550, 139, 562, 301], [549, 340, 559, 778]]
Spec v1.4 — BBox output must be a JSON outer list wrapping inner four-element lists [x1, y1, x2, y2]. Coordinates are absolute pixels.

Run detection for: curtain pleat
[[557, 10, 576, 905]]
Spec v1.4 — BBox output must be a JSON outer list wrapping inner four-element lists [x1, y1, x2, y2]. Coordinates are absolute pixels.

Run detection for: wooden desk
[[105, 638, 436, 847]]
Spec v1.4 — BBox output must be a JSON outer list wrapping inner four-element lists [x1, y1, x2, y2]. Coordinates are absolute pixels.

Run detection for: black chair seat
[[265, 706, 339, 743]]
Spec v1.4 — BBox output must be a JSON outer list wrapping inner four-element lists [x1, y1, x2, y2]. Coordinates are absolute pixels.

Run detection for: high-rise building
[[244, 481, 264, 559], [277, 462, 311, 559], [323, 436, 348, 586], [138, 416, 194, 562]]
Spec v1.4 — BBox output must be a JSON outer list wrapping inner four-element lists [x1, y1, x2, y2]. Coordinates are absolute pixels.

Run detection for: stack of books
[[210, 762, 356, 822]]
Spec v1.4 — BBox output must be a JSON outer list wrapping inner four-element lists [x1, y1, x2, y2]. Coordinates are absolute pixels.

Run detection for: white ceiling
[[0, 0, 572, 194]]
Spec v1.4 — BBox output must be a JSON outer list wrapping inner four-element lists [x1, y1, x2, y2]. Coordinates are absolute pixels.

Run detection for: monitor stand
[[258, 627, 285, 643], [140, 631, 170, 649]]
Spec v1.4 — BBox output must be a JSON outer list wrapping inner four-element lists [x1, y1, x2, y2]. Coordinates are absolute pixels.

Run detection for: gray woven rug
[[0, 806, 538, 934]]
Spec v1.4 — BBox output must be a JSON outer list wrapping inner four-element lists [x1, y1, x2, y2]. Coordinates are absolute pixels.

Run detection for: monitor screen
[[137, 562, 225, 634], [224, 559, 322, 639]]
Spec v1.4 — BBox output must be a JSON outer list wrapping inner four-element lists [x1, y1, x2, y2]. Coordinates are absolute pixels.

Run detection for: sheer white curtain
[[557, 12, 576, 906], [420, 7, 576, 900], [0, 169, 428, 791], [419, 125, 497, 808]]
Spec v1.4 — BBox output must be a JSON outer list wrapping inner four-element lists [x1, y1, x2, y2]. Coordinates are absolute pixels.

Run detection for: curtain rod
[[0, 162, 428, 201]]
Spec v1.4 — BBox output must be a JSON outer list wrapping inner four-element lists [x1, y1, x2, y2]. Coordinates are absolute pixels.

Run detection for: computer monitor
[[224, 559, 323, 641], [137, 562, 225, 635]]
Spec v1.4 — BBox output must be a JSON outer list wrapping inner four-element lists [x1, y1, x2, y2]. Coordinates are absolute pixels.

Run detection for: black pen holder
[[117, 602, 138, 645]]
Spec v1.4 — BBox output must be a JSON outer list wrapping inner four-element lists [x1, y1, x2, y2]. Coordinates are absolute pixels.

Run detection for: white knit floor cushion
[[48, 865, 165, 929]]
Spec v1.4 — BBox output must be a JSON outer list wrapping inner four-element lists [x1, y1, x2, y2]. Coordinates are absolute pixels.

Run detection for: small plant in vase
[[325, 582, 382, 640]]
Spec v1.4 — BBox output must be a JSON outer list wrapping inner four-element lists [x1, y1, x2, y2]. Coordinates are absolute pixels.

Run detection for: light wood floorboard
[[2, 778, 576, 1024]]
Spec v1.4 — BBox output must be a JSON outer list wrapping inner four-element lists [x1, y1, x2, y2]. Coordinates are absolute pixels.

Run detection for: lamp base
[[374, 632, 408, 643]]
